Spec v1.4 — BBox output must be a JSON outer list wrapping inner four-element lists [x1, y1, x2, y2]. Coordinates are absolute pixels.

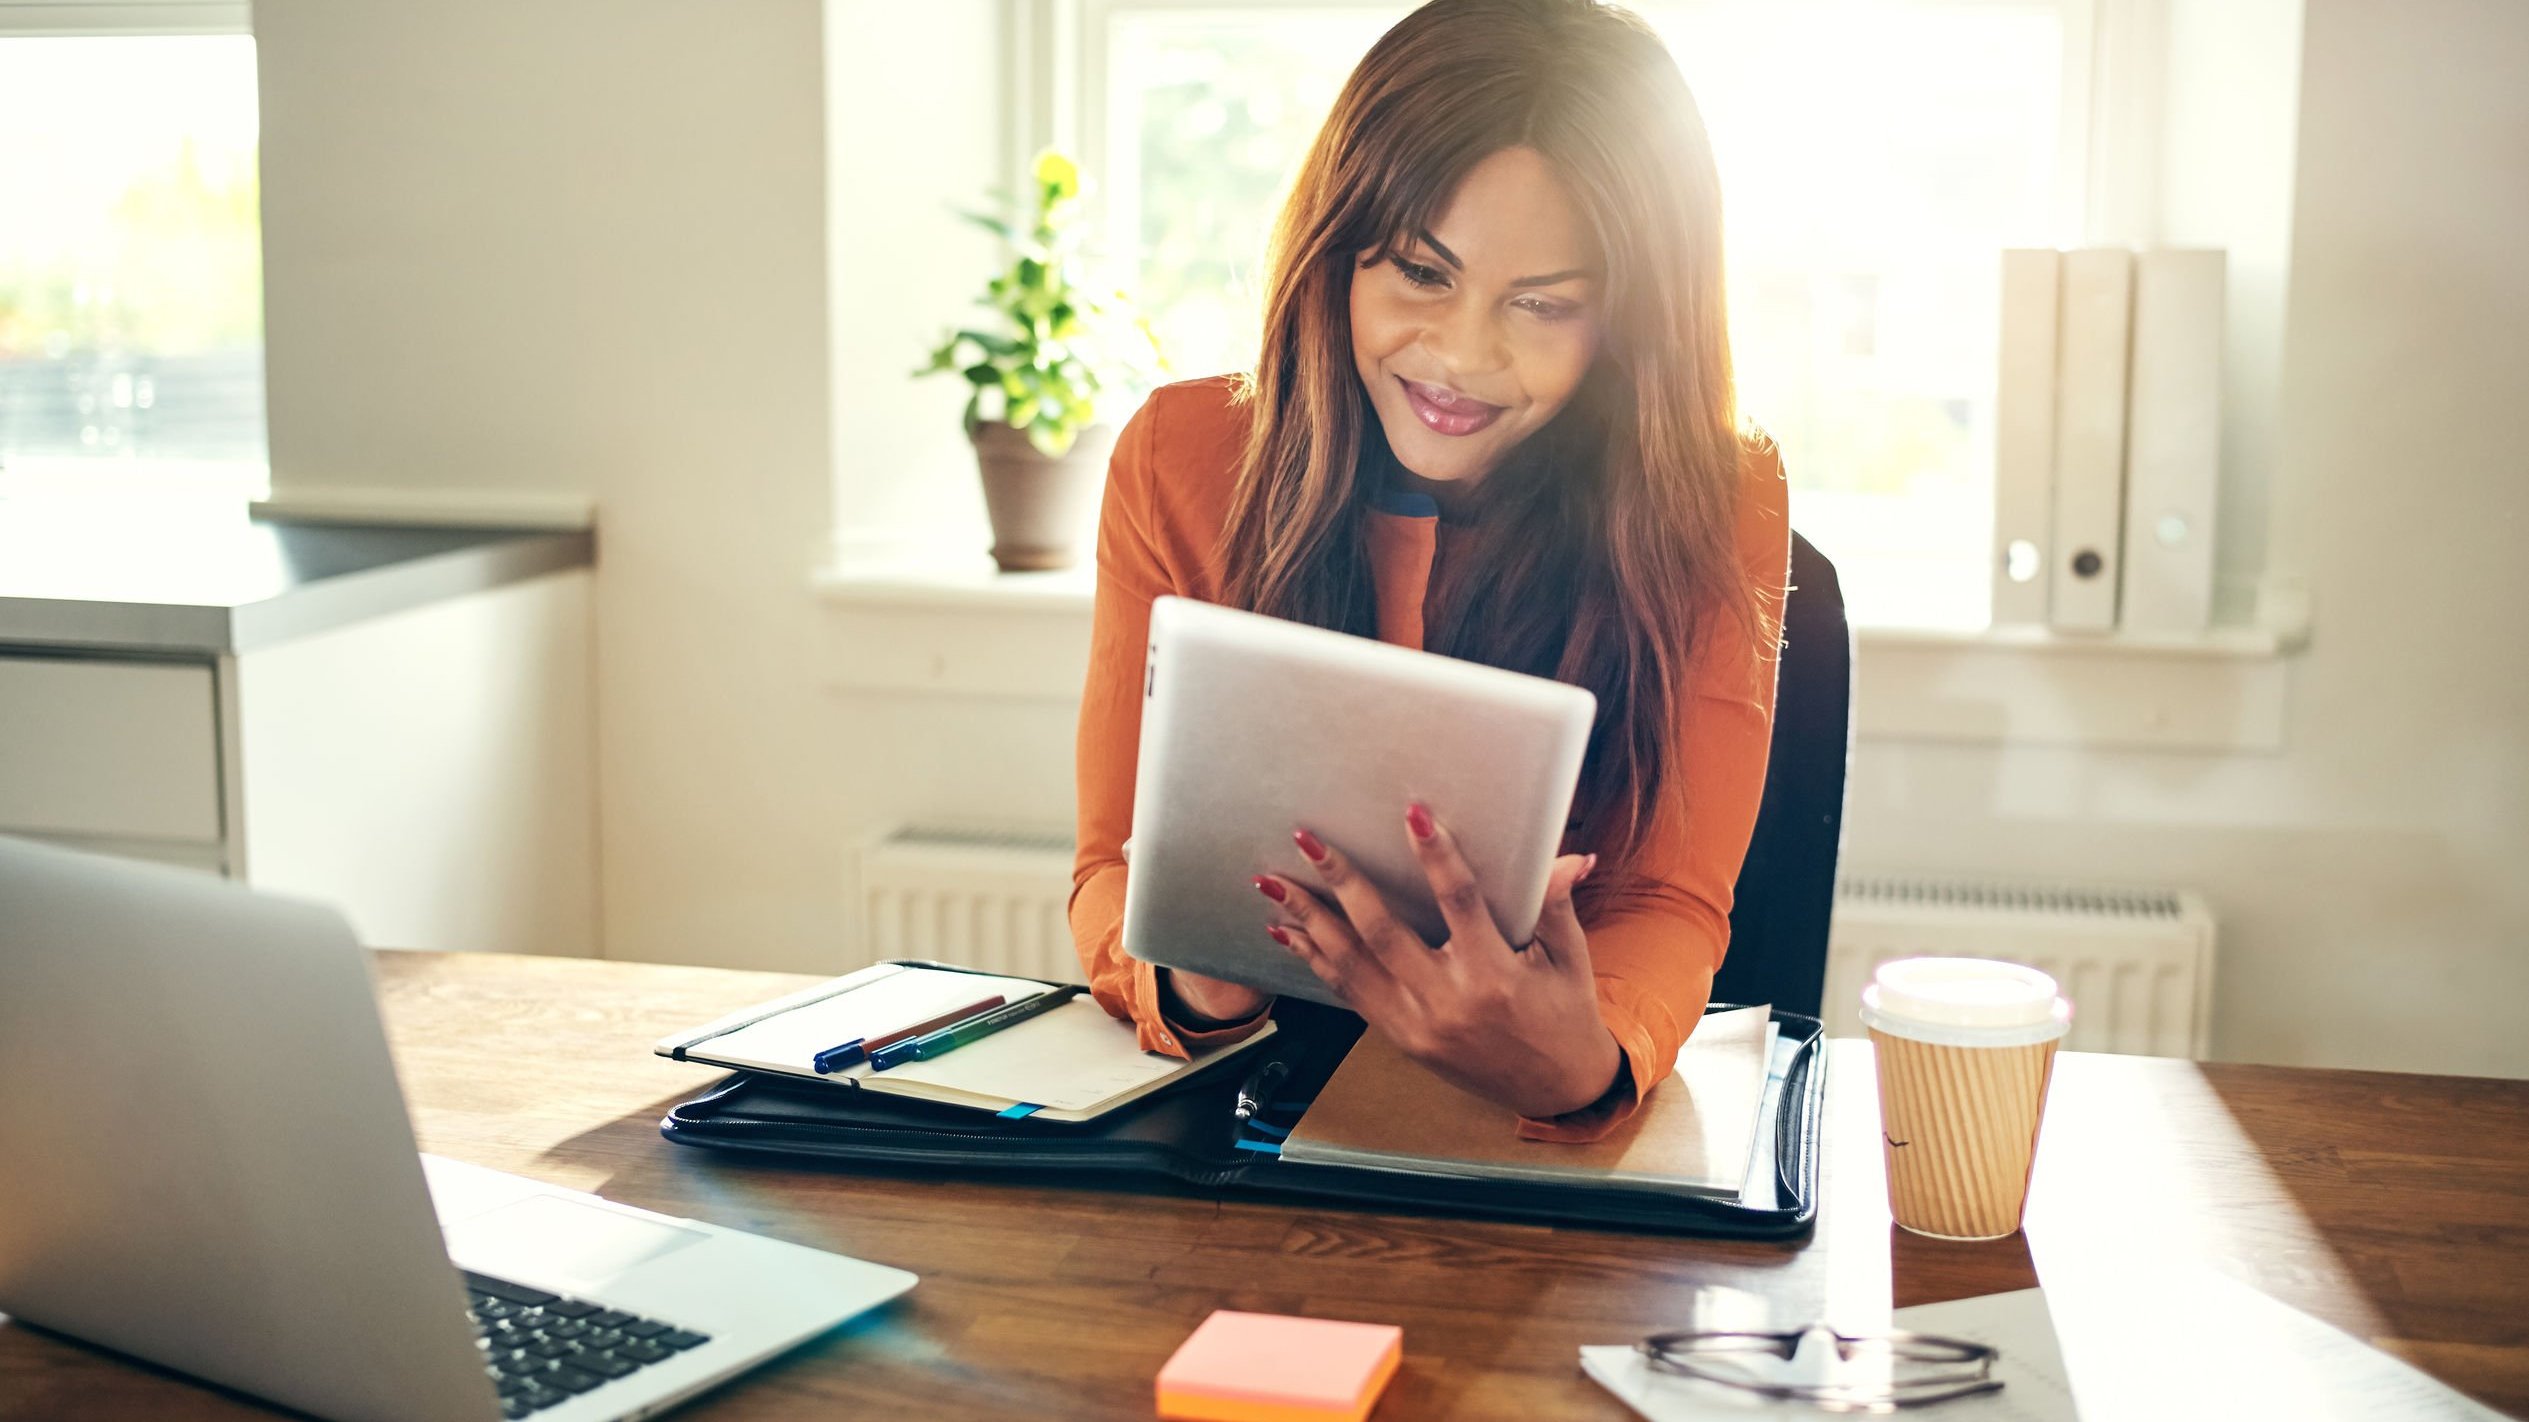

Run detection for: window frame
[[0, 0, 264, 490], [1024, 0, 2168, 630], [0, 1, 248, 38], [1034, 0, 2166, 313], [828, 0, 2292, 741]]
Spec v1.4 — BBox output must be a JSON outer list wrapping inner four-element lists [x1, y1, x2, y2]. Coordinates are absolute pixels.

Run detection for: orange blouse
[[1069, 375, 1790, 1141]]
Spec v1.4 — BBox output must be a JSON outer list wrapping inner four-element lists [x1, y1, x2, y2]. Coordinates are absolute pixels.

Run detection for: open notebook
[[655, 961, 1276, 1123], [1280, 1005, 1776, 1200]]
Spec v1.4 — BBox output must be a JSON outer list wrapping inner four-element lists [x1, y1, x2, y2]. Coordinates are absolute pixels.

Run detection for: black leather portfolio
[[660, 994, 1826, 1239]]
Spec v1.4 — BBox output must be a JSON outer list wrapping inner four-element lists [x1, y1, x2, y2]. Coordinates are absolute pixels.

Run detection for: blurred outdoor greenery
[[0, 34, 264, 469], [0, 136, 262, 360]]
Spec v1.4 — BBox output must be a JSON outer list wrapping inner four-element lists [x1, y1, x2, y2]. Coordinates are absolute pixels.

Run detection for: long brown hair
[[1219, 0, 1765, 882]]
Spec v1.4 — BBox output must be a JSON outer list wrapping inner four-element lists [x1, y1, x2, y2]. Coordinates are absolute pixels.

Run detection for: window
[[1102, 7, 1405, 383], [1088, 0, 2103, 628], [0, 15, 264, 499]]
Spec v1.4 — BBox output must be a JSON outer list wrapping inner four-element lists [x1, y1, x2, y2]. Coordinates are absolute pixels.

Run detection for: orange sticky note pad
[[1156, 1309, 1403, 1422]]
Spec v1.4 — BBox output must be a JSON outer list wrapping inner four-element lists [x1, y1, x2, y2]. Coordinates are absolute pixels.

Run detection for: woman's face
[[1350, 145, 1604, 487]]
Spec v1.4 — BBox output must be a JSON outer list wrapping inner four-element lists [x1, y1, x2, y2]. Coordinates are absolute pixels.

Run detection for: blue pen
[[810, 993, 1007, 1075], [810, 1038, 868, 1074]]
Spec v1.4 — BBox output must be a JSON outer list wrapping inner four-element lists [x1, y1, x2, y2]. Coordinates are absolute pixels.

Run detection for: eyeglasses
[[1635, 1324, 2003, 1413]]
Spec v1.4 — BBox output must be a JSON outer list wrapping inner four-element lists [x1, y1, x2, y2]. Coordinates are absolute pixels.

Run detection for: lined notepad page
[[869, 994, 1271, 1119], [692, 963, 1057, 1075], [675, 963, 1278, 1122], [1282, 1005, 1774, 1198]]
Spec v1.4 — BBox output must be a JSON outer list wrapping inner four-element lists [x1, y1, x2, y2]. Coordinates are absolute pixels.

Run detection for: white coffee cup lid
[[1860, 957, 2073, 1048]]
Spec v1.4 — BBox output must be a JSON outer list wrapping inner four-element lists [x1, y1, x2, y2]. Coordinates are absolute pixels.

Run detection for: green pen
[[868, 985, 1084, 1070]]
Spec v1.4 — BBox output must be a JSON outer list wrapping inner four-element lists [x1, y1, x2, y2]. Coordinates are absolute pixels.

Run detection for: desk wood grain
[[4, 951, 2524, 1419]]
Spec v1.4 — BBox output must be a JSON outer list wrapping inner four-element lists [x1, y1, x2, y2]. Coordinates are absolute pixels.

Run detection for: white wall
[[825, 2, 1004, 552], [236, 571, 599, 957], [257, 0, 1003, 971], [1843, 0, 2529, 1077]]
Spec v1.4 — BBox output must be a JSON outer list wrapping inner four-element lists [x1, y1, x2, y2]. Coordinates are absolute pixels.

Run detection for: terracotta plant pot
[[970, 421, 1115, 572]]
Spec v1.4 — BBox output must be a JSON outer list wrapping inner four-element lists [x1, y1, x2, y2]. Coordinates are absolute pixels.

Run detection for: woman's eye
[[1517, 297, 1579, 323], [1392, 258, 1448, 290]]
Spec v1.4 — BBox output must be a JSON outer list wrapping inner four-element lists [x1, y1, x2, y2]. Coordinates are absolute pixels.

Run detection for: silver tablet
[[1120, 595, 1597, 1006]]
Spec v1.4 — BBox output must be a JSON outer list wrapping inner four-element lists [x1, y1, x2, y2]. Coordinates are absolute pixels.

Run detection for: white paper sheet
[[1581, 1288, 2075, 1422], [1583, 1266, 2509, 1422], [872, 994, 1227, 1113], [693, 965, 1056, 1075], [1734, 1021, 1787, 1211]]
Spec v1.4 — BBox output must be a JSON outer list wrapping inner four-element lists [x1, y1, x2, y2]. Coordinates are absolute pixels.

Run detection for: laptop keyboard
[[465, 1270, 711, 1418]]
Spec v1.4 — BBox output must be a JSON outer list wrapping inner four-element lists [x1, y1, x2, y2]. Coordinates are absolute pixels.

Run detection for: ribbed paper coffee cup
[[1862, 958, 2073, 1241]]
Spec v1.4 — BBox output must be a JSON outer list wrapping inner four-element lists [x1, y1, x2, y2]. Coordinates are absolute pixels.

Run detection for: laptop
[[1122, 594, 1597, 1005], [0, 836, 915, 1422]]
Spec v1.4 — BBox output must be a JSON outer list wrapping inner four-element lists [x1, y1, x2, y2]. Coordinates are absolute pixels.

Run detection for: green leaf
[[1028, 421, 1076, 458], [957, 209, 1015, 242], [917, 145, 1164, 427]]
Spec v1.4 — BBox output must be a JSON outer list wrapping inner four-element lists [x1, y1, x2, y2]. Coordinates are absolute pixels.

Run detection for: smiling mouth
[[1397, 376, 1505, 437]]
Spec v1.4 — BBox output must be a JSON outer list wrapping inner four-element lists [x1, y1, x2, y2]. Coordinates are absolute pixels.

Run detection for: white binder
[[1992, 249, 2061, 625], [2120, 249, 2225, 633], [2048, 248, 2134, 632]]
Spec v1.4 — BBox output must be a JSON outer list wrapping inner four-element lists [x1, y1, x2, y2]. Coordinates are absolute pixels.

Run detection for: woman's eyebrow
[[1412, 230, 1464, 269], [1407, 230, 1593, 287]]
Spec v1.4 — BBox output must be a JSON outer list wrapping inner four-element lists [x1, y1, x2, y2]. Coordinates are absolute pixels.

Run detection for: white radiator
[[852, 833, 2221, 1060], [851, 826, 1079, 979], [1824, 875, 2217, 1058]]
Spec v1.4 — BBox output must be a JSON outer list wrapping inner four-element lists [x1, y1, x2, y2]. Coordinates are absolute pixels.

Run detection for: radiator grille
[[871, 825, 1075, 855], [850, 833, 2221, 1059], [1837, 875, 2185, 921], [851, 826, 1079, 980], [1827, 875, 2217, 1058]]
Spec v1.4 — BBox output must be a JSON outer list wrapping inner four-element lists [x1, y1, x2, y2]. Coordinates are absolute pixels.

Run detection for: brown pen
[[811, 993, 1007, 1073]]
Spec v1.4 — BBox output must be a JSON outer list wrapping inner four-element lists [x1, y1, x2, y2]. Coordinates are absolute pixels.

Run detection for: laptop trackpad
[[444, 1194, 706, 1293]]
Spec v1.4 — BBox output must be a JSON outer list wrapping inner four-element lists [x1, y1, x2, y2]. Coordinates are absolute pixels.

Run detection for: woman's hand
[[1159, 968, 1272, 1028], [1256, 806, 1622, 1120]]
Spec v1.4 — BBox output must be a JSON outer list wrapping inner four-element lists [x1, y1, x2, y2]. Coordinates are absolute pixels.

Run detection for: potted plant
[[919, 151, 1163, 572]]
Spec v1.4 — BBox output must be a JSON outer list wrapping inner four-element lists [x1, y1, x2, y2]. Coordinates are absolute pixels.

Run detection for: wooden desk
[[4, 952, 2524, 1419]]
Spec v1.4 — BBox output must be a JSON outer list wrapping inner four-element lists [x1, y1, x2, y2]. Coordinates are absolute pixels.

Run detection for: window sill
[[812, 550, 1092, 614], [815, 554, 2303, 752], [1859, 619, 2304, 661], [1851, 618, 2303, 754]]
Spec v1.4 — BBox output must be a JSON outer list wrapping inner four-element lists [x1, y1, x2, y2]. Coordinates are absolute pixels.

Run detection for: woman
[[1070, 0, 1788, 1141]]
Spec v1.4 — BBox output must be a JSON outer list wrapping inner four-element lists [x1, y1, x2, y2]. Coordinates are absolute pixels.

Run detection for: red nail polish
[[1253, 875, 1287, 903], [1266, 924, 1292, 947], [1405, 802, 1436, 841], [1293, 828, 1328, 862]]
